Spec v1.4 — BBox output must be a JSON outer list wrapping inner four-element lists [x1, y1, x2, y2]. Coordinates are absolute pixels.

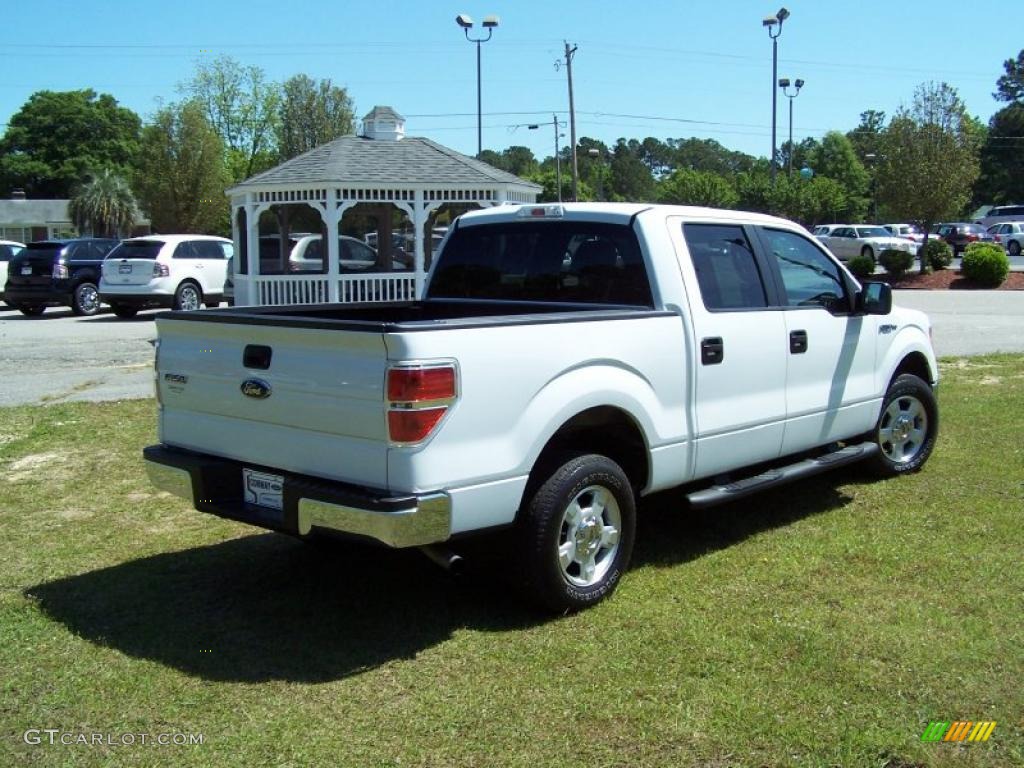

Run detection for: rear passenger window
[[682, 224, 767, 310], [173, 242, 198, 259], [193, 240, 226, 260], [760, 228, 847, 312]]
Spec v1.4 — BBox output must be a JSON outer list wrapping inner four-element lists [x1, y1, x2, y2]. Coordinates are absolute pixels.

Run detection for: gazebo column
[[405, 192, 445, 299], [244, 198, 271, 306], [321, 191, 357, 303]]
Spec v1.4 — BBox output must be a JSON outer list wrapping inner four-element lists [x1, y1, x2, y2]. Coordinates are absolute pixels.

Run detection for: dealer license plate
[[242, 469, 284, 511], [118, 263, 132, 274], [21, 265, 32, 275]]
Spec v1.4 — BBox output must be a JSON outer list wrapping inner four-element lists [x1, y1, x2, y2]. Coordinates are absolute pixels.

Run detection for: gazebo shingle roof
[[232, 136, 541, 190]]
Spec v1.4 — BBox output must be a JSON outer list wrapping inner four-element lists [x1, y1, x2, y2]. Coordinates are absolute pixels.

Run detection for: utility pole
[[553, 113, 562, 202], [563, 41, 579, 201]]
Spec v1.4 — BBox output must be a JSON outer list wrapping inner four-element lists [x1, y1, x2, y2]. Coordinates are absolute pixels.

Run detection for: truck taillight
[[153, 262, 170, 277], [52, 264, 69, 279], [386, 364, 458, 444]]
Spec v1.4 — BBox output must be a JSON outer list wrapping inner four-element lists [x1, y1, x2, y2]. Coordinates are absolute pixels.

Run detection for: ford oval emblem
[[241, 378, 272, 399]]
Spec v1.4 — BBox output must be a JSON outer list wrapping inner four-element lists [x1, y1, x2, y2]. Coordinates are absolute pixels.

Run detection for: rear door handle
[[701, 337, 724, 365], [790, 330, 808, 354]]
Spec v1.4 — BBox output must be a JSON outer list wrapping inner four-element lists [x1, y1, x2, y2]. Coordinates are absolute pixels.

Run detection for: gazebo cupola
[[227, 105, 541, 307], [360, 106, 406, 142]]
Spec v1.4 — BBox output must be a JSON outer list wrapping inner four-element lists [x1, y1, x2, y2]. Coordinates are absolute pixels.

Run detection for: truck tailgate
[[155, 315, 389, 488]]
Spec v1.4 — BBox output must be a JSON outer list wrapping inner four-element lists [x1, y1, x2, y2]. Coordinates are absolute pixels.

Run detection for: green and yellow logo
[[921, 721, 996, 742]]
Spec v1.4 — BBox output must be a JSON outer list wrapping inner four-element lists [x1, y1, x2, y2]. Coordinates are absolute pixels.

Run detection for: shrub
[[920, 238, 953, 270], [961, 242, 1010, 287], [847, 254, 876, 280], [879, 248, 914, 279]]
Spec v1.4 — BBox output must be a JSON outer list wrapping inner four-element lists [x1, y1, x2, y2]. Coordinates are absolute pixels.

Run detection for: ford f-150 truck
[[144, 203, 939, 612]]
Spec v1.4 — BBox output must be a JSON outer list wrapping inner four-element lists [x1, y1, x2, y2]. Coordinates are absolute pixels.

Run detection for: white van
[[977, 205, 1024, 228]]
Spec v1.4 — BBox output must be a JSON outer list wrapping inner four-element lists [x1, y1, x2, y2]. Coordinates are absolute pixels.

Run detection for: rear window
[[429, 221, 653, 306], [107, 241, 163, 260], [26, 242, 66, 255]]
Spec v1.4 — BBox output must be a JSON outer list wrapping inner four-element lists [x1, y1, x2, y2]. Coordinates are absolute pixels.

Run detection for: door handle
[[790, 330, 808, 354], [701, 337, 724, 365]]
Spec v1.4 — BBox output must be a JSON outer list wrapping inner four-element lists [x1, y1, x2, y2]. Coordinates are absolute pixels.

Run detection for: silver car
[[987, 221, 1024, 256], [821, 225, 917, 263]]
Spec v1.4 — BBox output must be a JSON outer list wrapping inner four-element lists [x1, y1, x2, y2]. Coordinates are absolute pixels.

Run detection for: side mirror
[[858, 281, 892, 315]]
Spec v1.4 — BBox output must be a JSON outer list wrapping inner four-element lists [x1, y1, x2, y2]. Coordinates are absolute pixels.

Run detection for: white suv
[[99, 235, 233, 318]]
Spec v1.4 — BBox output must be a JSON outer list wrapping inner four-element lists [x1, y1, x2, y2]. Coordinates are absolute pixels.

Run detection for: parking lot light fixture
[[456, 13, 500, 157], [764, 7, 789, 184], [779, 76, 804, 177]]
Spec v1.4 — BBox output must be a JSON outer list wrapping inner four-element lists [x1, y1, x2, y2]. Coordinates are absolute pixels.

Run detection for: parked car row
[[2, 235, 232, 318]]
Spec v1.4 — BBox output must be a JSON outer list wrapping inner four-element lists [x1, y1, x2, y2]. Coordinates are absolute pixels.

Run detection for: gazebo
[[228, 106, 541, 306]]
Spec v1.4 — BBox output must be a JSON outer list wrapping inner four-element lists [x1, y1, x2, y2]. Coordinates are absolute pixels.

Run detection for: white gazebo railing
[[253, 273, 417, 306]]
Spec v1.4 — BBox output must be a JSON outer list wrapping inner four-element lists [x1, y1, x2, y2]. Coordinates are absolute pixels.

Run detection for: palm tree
[[68, 169, 138, 238]]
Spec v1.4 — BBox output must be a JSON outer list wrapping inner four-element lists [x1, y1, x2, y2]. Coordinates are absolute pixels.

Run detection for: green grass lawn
[[1, 356, 1022, 767]]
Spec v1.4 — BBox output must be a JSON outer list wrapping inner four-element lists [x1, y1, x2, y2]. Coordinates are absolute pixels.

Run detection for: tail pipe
[[419, 545, 465, 576]]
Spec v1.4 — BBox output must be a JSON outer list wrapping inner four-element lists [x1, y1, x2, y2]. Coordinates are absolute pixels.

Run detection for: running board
[[686, 442, 879, 509]]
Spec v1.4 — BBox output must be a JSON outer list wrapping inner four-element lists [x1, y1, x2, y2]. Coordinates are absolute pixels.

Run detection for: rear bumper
[[143, 444, 451, 547], [3, 283, 71, 306], [98, 286, 175, 309]]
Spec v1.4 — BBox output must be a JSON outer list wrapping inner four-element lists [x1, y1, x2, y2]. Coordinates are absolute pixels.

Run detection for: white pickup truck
[[144, 203, 939, 612]]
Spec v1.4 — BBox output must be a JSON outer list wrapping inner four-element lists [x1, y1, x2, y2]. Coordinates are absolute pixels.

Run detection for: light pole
[[529, 115, 566, 202], [762, 7, 789, 184], [778, 77, 804, 177], [456, 13, 499, 158]]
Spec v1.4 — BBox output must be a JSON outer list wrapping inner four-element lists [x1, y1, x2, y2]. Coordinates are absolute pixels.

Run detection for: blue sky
[[2, 1, 1019, 163]]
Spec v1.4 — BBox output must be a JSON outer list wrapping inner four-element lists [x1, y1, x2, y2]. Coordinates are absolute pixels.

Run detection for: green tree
[[68, 169, 138, 238], [608, 139, 655, 201], [811, 131, 870, 220], [180, 55, 280, 181], [994, 49, 1024, 103], [658, 168, 738, 208], [134, 101, 229, 234], [276, 75, 355, 160], [876, 82, 981, 273], [669, 137, 756, 175], [847, 109, 887, 165], [0, 89, 140, 198]]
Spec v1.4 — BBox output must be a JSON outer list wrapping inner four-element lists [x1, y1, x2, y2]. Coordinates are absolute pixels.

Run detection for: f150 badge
[[241, 378, 272, 399]]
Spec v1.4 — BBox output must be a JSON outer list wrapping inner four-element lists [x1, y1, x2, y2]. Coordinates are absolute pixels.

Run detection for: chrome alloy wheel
[[557, 484, 622, 588], [878, 395, 929, 464], [79, 284, 100, 313], [178, 285, 200, 311]]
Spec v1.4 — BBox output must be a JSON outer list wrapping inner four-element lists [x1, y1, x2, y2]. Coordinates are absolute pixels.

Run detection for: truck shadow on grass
[[27, 472, 865, 684]]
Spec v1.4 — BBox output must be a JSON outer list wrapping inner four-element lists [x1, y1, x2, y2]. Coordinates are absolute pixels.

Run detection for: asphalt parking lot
[[1, 292, 1023, 407]]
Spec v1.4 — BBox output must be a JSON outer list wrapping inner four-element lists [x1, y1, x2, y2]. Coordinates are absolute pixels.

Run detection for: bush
[[879, 248, 915, 279], [961, 242, 1010, 287], [847, 254, 876, 280], [920, 238, 953, 270]]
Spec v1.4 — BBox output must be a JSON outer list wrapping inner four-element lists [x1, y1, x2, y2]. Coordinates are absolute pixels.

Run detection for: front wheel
[[516, 453, 636, 613], [861, 246, 875, 264], [71, 282, 101, 316], [173, 282, 202, 311], [869, 373, 938, 476]]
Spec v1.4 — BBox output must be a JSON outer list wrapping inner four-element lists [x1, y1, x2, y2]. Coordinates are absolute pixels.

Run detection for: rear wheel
[[173, 282, 202, 311], [18, 304, 45, 317], [515, 453, 636, 613], [110, 304, 138, 319], [1009, 240, 1021, 257], [71, 281, 100, 316], [860, 245, 875, 264], [869, 374, 938, 476]]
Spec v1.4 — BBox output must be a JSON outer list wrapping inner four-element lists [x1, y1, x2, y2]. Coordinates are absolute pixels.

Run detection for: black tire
[[18, 304, 46, 317], [1009, 240, 1021, 257], [71, 281, 101, 316], [861, 246, 874, 264], [173, 281, 202, 311], [869, 373, 938, 476], [111, 304, 139, 319], [516, 453, 636, 613]]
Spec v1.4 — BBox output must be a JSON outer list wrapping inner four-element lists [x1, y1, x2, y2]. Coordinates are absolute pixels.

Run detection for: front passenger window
[[761, 228, 848, 312]]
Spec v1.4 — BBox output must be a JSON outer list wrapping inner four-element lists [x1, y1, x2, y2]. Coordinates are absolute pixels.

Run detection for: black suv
[[4, 238, 119, 316]]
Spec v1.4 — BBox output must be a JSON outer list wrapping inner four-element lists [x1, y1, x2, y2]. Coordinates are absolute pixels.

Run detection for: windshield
[[107, 241, 163, 259], [430, 221, 653, 306], [856, 227, 891, 238]]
